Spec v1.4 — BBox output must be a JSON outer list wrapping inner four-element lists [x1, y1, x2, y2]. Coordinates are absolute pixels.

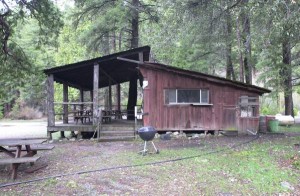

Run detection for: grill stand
[[139, 141, 159, 156]]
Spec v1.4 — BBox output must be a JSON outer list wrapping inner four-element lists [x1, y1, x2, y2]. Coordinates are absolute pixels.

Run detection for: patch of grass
[[290, 155, 300, 170], [42, 178, 58, 187], [279, 124, 300, 132], [116, 138, 299, 195], [66, 180, 78, 188]]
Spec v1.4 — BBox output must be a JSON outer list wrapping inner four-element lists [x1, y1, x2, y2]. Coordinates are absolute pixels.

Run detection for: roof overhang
[[44, 46, 151, 90]]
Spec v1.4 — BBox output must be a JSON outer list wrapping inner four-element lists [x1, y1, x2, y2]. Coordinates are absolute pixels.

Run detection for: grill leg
[[143, 141, 147, 155], [151, 141, 159, 154]]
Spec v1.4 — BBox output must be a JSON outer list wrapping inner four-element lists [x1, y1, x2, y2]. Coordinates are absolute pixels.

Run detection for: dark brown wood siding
[[140, 67, 260, 132]]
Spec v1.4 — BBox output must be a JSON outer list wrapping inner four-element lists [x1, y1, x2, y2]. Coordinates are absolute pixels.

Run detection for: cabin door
[[222, 106, 238, 131]]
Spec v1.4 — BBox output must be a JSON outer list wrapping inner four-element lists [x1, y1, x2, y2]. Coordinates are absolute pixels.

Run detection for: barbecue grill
[[137, 126, 159, 155]]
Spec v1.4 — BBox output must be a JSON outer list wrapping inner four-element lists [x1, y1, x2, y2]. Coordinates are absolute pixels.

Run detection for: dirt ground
[[0, 133, 299, 195]]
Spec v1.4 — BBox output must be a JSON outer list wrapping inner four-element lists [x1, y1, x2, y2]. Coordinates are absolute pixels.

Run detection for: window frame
[[165, 88, 211, 105], [239, 96, 258, 118]]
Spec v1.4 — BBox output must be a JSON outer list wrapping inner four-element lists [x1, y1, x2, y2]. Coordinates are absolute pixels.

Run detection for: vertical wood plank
[[47, 74, 55, 127], [93, 63, 99, 125], [63, 83, 68, 124], [80, 89, 84, 111], [116, 84, 121, 111], [109, 79, 112, 110]]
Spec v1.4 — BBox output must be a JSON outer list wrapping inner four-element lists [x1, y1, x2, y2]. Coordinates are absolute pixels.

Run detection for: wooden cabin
[[139, 63, 270, 134], [44, 46, 270, 140]]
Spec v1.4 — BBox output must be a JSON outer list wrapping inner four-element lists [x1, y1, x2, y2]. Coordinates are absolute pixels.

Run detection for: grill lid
[[138, 126, 157, 141]]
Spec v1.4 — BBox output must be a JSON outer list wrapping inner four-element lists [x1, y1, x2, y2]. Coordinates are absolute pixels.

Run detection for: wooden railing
[[53, 102, 142, 125]]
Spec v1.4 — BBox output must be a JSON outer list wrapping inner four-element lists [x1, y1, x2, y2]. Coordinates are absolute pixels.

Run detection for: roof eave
[[43, 46, 151, 75]]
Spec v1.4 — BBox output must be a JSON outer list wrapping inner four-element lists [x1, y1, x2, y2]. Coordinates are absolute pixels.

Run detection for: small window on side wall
[[165, 89, 209, 104], [239, 96, 258, 117]]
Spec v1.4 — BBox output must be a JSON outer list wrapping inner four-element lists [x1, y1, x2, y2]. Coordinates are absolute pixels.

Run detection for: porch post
[[63, 83, 68, 124], [109, 79, 112, 110], [93, 63, 99, 125], [80, 89, 84, 111], [47, 74, 55, 139], [116, 84, 121, 111], [61, 83, 68, 138]]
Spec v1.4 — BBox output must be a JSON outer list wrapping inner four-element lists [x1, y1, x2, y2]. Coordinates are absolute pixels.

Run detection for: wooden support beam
[[80, 89, 84, 111], [93, 63, 99, 125], [90, 90, 93, 111], [109, 80, 112, 110], [63, 83, 69, 124], [117, 57, 145, 64], [54, 102, 93, 105], [116, 84, 121, 111], [61, 83, 68, 138], [47, 74, 55, 127]]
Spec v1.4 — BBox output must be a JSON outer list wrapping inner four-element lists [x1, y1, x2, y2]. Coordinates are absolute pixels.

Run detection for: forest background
[[0, 0, 300, 119]]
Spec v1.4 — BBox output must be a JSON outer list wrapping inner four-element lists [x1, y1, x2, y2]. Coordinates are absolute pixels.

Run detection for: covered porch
[[44, 46, 150, 141]]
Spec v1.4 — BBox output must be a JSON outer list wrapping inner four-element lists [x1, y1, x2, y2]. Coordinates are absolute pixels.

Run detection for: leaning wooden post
[[93, 63, 99, 126], [47, 74, 55, 140]]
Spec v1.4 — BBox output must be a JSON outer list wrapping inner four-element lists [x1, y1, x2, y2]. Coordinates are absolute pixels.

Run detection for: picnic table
[[0, 138, 53, 179], [74, 110, 92, 124]]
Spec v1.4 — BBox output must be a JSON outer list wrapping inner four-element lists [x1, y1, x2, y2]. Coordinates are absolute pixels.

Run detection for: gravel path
[[0, 119, 48, 139]]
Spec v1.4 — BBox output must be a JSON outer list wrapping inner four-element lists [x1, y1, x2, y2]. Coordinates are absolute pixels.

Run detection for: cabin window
[[165, 89, 209, 104]]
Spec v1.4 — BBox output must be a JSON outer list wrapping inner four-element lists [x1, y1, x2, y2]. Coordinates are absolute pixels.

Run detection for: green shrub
[[260, 105, 279, 115], [294, 108, 299, 116]]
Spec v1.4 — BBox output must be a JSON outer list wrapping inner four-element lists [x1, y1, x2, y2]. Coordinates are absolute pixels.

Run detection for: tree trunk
[[119, 29, 122, 51], [281, 38, 293, 116], [103, 32, 110, 55], [3, 102, 12, 117], [241, 0, 252, 84], [130, 0, 139, 48], [236, 16, 244, 82], [126, 0, 139, 120], [225, 9, 235, 81], [127, 77, 137, 120], [112, 30, 117, 53]]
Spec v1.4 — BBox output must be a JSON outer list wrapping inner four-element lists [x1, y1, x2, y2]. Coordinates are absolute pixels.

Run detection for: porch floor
[[47, 119, 143, 141]]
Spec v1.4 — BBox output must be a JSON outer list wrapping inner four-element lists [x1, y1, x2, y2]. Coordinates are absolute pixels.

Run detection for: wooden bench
[[0, 156, 40, 165], [0, 156, 40, 179], [0, 145, 55, 152], [74, 115, 91, 124]]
